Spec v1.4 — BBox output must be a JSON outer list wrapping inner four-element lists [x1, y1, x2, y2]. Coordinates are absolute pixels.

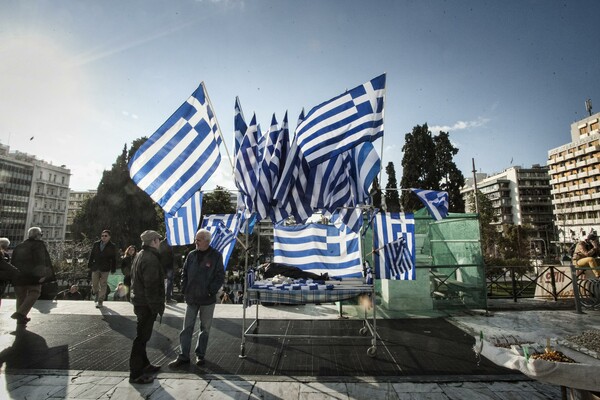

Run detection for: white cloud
[[429, 117, 490, 134]]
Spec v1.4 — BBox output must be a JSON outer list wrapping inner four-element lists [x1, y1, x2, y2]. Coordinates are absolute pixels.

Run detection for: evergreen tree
[[71, 140, 161, 250], [400, 124, 438, 211], [384, 162, 401, 212], [468, 191, 499, 259], [399, 124, 465, 213]]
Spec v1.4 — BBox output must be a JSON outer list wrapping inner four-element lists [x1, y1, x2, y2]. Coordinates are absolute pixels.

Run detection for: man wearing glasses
[[87, 229, 118, 308], [129, 230, 165, 384], [169, 229, 224, 369]]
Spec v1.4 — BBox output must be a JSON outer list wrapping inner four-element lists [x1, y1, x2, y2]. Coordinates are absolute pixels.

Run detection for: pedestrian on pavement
[[573, 232, 600, 278], [10, 227, 54, 325], [129, 230, 165, 384], [159, 238, 176, 304], [169, 229, 224, 369], [88, 230, 118, 308], [62, 284, 83, 300], [0, 237, 16, 303], [0, 237, 10, 262], [121, 245, 136, 301]]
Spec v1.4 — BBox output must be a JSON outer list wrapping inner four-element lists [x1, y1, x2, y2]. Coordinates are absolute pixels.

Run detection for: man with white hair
[[10, 227, 54, 326], [169, 228, 224, 369]]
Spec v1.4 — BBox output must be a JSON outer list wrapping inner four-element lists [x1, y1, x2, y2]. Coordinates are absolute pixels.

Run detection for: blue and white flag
[[411, 188, 449, 221], [373, 212, 416, 280], [201, 213, 243, 269], [273, 223, 362, 278], [234, 96, 247, 157], [296, 74, 385, 167], [209, 222, 236, 254], [234, 115, 261, 213], [165, 191, 203, 246], [129, 83, 221, 215]]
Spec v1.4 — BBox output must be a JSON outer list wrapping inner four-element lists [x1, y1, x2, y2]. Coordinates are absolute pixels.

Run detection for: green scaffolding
[[363, 209, 486, 312]]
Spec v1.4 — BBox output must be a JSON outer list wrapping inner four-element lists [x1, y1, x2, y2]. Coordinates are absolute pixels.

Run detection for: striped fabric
[[201, 213, 243, 269], [234, 96, 247, 157], [209, 222, 236, 253], [273, 223, 362, 278], [234, 115, 261, 213], [373, 212, 416, 280], [296, 74, 386, 168], [129, 83, 221, 215], [411, 188, 449, 221], [164, 191, 203, 245]]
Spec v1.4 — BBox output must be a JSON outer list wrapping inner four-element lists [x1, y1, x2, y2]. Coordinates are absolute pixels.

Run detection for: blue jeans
[[178, 303, 215, 361]]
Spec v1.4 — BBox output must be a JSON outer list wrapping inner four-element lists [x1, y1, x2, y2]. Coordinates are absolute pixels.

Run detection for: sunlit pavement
[[1, 298, 595, 399]]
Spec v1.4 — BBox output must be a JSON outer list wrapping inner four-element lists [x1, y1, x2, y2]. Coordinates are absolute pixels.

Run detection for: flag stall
[[129, 75, 453, 360]]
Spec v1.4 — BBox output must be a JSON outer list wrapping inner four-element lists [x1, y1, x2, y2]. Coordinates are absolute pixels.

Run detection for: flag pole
[[202, 81, 234, 170]]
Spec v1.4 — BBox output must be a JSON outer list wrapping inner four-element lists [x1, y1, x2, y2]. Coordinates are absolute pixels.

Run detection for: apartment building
[[0, 143, 71, 247], [547, 111, 600, 243], [66, 190, 97, 240], [461, 165, 554, 251]]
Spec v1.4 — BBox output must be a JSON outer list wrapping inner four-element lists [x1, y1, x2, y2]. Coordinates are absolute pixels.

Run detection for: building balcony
[[584, 144, 600, 154]]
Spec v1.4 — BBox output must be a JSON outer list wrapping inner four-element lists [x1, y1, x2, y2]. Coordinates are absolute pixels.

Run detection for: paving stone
[[253, 381, 301, 400], [150, 378, 208, 400], [346, 382, 397, 400], [397, 393, 450, 400], [7, 384, 65, 400], [440, 386, 502, 400], [392, 382, 444, 393]]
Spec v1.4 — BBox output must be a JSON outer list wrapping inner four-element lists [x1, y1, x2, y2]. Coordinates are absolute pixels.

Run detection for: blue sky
[[1, 0, 599, 191]]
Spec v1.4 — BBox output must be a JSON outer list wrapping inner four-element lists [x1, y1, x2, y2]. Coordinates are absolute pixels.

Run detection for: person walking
[[10, 227, 54, 325], [121, 245, 137, 301], [128, 230, 165, 384], [169, 229, 224, 369], [88, 230, 118, 308]]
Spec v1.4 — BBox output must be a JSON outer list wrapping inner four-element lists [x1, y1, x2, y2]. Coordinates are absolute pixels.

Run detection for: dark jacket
[[88, 240, 118, 273], [130, 246, 165, 315], [121, 255, 134, 277], [0, 258, 19, 294], [181, 246, 225, 306], [11, 238, 55, 286], [159, 239, 174, 273]]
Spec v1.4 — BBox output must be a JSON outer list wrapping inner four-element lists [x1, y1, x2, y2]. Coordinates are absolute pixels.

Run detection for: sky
[[1, 0, 599, 191]]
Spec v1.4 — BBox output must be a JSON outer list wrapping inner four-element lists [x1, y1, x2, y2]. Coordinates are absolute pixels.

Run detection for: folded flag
[[129, 83, 221, 215], [209, 222, 236, 253], [164, 191, 203, 246], [274, 223, 362, 278], [411, 188, 449, 221], [201, 213, 243, 269]]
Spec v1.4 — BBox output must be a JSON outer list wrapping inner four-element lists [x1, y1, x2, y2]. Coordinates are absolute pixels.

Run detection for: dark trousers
[[129, 305, 157, 379]]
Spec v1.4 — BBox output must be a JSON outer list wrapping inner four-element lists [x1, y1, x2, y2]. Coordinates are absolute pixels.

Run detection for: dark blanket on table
[[258, 262, 328, 281]]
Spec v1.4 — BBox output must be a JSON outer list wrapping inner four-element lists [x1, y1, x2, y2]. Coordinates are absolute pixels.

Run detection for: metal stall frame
[[239, 279, 378, 358]]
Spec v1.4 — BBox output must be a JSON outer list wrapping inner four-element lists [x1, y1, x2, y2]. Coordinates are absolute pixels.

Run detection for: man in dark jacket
[[169, 229, 224, 369], [128, 230, 165, 384], [10, 227, 54, 325], [88, 229, 118, 308]]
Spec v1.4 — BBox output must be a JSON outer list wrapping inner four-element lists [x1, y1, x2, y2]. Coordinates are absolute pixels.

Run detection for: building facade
[[0, 143, 71, 247], [547, 111, 600, 244], [461, 165, 554, 254], [66, 190, 97, 241]]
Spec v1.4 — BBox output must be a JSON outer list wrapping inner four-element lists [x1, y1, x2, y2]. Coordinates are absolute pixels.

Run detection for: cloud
[[429, 117, 490, 134]]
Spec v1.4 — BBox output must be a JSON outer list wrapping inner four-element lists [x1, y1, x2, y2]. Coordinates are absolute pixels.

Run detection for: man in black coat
[[128, 230, 165, 384], [10, 227, 54, 325], [87, 229, 118, 308]]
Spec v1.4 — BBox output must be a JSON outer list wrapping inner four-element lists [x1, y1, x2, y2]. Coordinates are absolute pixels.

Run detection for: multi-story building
[[547, 111, 600, 244], [66, 190, 97, 240], [461, 165, 554, 254], [0, 143, 71, 247]]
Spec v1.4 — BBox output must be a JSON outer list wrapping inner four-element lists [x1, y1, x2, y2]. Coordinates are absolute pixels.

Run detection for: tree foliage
[[384, 162, 401, 212], [370, 176, 382, 209], [71, 140, 161, 250], [399, 124, 465, 213]]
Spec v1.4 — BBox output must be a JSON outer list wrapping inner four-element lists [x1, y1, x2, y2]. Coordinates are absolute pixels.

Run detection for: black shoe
[[129, 375, 154, 384], [196, 357, 205, 366], [143, 364, 161, 373], [168, 358, 190, 369]]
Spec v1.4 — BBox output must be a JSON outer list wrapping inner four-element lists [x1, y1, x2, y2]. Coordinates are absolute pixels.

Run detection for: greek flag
[[201, 213, 243, 269], [273, 223, 362, 278], [373, 212, 415, 280], [296, 74, 385, 167], [411, 189, 449, 221], [234, 115, 261, 213], [129, 83, 221, 215], [255, 114, 290, 221], [234, 96, 247, 157], [164, 191, 203, 246], [209, 222, 236, 253]]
